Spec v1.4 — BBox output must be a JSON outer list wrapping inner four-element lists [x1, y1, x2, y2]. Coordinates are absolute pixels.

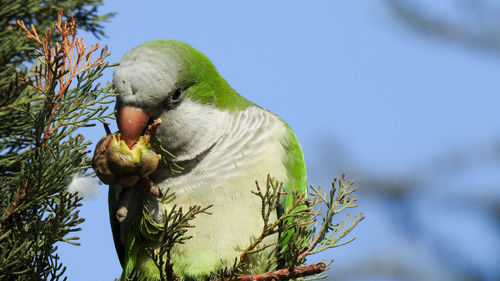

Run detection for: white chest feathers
[[154, 103, 289, 277]]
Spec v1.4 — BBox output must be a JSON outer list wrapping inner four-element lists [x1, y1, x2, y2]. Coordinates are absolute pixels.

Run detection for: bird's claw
[[115, 177, 162, 223]]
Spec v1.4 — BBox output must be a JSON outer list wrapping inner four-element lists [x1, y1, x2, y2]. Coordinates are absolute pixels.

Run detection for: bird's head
[[113, 40, 252, 161]]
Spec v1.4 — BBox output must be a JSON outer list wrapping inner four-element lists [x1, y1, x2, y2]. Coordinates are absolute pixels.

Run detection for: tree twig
[[239, 180, 308, 261], [17, 9, 105, 150], [0, 180, 27, 228], [222, 262, 326, 281]]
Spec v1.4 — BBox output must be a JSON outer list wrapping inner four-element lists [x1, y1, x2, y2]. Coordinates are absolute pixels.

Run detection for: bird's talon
[[116, 205, 128, 223], [150, 184, 162, 198]]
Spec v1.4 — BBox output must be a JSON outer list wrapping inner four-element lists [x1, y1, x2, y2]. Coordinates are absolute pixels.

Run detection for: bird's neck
[[151, 102, 285, 181]]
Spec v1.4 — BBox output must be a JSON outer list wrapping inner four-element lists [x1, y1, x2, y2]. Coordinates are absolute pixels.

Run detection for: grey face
[[113, 46, 182, 117]]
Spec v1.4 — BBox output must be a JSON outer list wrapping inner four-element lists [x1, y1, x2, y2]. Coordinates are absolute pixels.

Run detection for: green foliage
[[238, 174, 364, 280], [144, 189, 212, 281], [151, 136, 184, 175], [238, 176, 309, 272], [148, 174, 364, 281], [0, 0, 114, 69], [0, 6, 113, 281]]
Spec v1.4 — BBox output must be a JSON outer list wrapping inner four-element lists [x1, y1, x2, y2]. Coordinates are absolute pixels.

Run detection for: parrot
[[95, 39, 307, 281]]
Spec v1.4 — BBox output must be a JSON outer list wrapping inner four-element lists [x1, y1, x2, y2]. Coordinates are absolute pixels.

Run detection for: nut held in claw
[[92, 133, 161, 187]]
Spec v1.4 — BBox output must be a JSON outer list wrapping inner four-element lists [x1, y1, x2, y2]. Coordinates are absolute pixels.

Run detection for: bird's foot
[[116, 188, 130, 223], [136, 177, 163, 198]]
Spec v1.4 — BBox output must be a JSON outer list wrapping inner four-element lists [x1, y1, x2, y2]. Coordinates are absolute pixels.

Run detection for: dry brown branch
[[223, 262, 326, 281], [17, 8, 105, 149], [296, 223, 322, 262], [0, 180, 27, 228]]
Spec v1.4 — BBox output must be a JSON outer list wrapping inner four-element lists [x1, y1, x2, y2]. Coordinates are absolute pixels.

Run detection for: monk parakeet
[[93, 40, 307, 281]]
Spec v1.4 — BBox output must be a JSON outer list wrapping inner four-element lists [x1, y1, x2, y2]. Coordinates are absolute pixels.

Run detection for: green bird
[[105, 40, 307, 281]]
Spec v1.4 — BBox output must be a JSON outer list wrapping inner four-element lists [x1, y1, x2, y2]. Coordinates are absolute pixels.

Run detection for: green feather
[[279, 120, 308, 261], [281, 121, 307, 208], [121, 196, 165, 280], [108, 185, 125, 265], [124, 234, 136, 277], [133, 40, 253, 111]]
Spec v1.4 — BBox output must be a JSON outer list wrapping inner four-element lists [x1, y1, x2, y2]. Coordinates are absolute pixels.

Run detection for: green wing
[[279, 121, 308, 262], [109, 184, 163, 280], [108, 184, 125, 266]]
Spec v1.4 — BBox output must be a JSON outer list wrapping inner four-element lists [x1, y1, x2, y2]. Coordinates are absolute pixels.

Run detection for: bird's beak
[[117, 105, 150, 149]]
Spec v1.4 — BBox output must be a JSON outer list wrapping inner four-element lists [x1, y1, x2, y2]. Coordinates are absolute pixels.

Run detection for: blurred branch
[[325, 257, 473, 281], [312, 132, 500, 280], [386, 0, 500, 55]]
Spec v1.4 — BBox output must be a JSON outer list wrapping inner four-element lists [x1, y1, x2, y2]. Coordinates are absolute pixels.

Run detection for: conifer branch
[[1, 5, 114, 280], [240, 175, 310, 262], [231, 174, 363, 281], [152, 135, 184, 174], [17, 9, 106, 150], [298, 175, 364, 260], [146, 196, 213, 281], [0, 180, 26, 229]]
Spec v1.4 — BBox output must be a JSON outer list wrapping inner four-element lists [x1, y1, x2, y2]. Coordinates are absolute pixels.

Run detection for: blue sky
[[58, 1, 500, 280]]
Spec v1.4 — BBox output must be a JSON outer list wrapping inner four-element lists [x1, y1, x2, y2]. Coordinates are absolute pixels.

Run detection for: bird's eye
[[163, 88, 184, 109], [171, 88, 182, 103]]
